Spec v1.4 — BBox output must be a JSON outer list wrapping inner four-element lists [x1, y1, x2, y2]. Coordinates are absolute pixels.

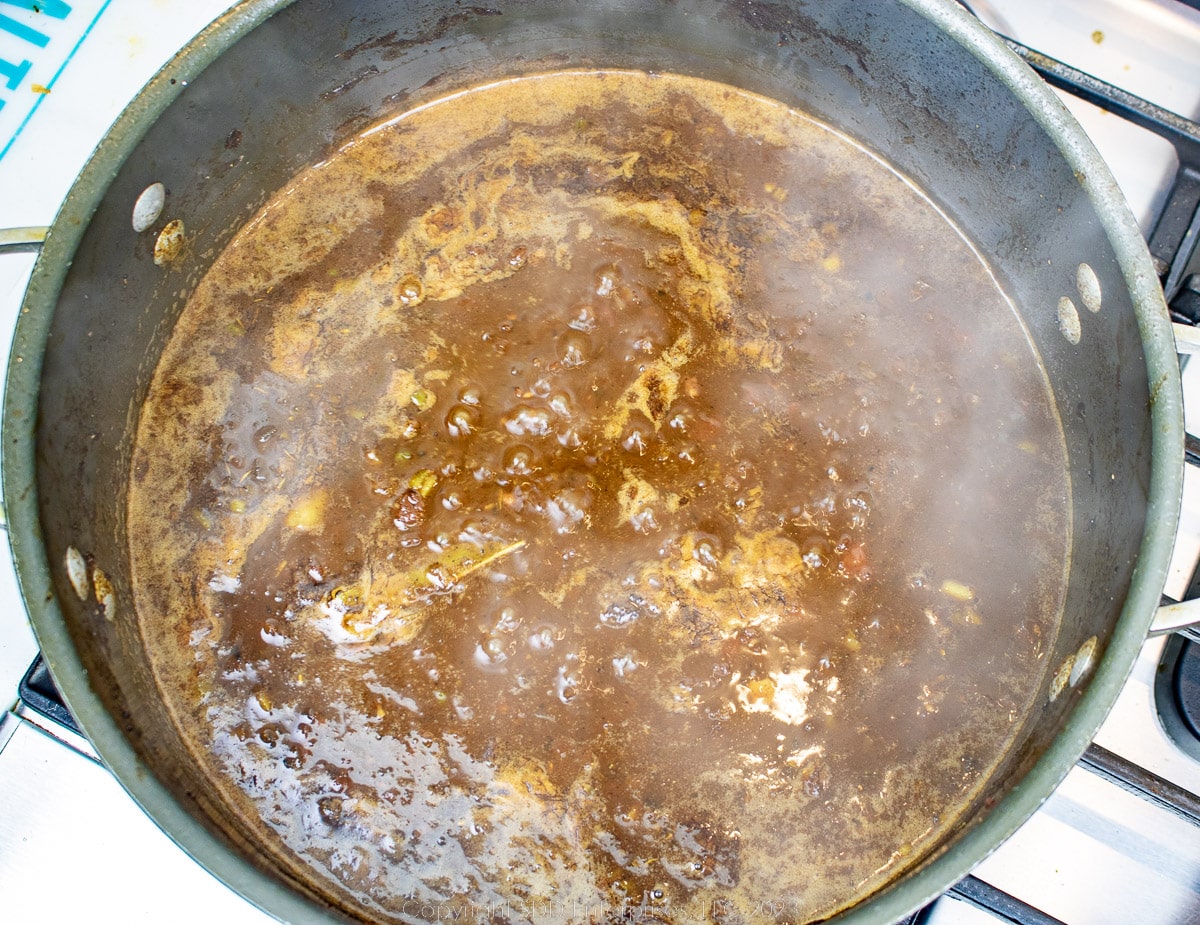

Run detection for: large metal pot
[[1, 0, 1184, 922]]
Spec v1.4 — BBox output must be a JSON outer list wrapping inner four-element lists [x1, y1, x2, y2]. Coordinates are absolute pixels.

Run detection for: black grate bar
[[946, 875, 1067, 925], [18, 655, 81, 737], [1159, 176, 1200, 305], [1187, 432, 1200, 468], [999, 37, 1200, 301], [903, 875, 1067, 925], [1000, 38, 1200, 166], [1077, 742, 1200, 827]]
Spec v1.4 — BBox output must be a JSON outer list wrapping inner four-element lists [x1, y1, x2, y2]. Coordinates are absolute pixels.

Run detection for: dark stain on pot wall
[[335, 7, 504, 63], [319, 65, 381, 102]]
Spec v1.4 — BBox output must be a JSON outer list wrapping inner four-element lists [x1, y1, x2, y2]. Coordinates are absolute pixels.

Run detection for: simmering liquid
[[130, 70, 1069, 923]]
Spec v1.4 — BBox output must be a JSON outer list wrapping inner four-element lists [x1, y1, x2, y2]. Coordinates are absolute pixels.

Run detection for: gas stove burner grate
[[1157, 635, 1200, 762], [900, 876, 1066, 925], [18, 656, 81, 738], [999, 40, 1200, 316]]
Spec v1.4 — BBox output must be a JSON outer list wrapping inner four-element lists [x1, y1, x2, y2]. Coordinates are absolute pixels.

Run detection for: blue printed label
[[0, 0, 111, 161]]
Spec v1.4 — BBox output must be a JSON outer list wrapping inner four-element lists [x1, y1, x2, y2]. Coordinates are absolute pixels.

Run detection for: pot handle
[[0, 226, 48, 253], [1153, 601, 1200, 637], [1154, 322, 1200, 634], [1154, 426, 1200, 632], [0, 226, 49, 530]]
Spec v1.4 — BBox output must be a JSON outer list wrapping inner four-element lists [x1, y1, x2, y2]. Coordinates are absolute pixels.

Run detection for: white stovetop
[[3, 1, 1200, 924]]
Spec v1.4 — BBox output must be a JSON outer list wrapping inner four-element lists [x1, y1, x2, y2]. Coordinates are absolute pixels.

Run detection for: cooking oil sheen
[[128, 69, 1069, 923]]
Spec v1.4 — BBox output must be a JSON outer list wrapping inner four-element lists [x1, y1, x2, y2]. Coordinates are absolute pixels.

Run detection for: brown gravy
[[129, 70, 1069, 923]]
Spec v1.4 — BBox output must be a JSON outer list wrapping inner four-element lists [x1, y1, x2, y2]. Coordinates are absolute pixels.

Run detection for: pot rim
[[1, 1, 1184, 923]]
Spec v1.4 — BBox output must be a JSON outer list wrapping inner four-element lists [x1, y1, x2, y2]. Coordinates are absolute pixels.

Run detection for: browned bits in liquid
[[129, 70, 1069, 924]]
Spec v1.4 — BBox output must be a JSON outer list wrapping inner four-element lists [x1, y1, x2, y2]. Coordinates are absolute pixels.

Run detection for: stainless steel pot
[[0, 1, 1185, 922]]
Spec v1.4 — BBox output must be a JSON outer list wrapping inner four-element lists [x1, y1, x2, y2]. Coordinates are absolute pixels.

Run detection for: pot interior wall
[[28, 0, 1152, 916]]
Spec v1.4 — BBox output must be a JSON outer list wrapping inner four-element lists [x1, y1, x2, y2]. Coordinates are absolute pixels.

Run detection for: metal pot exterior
[[3, 1, 1183, 922]]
